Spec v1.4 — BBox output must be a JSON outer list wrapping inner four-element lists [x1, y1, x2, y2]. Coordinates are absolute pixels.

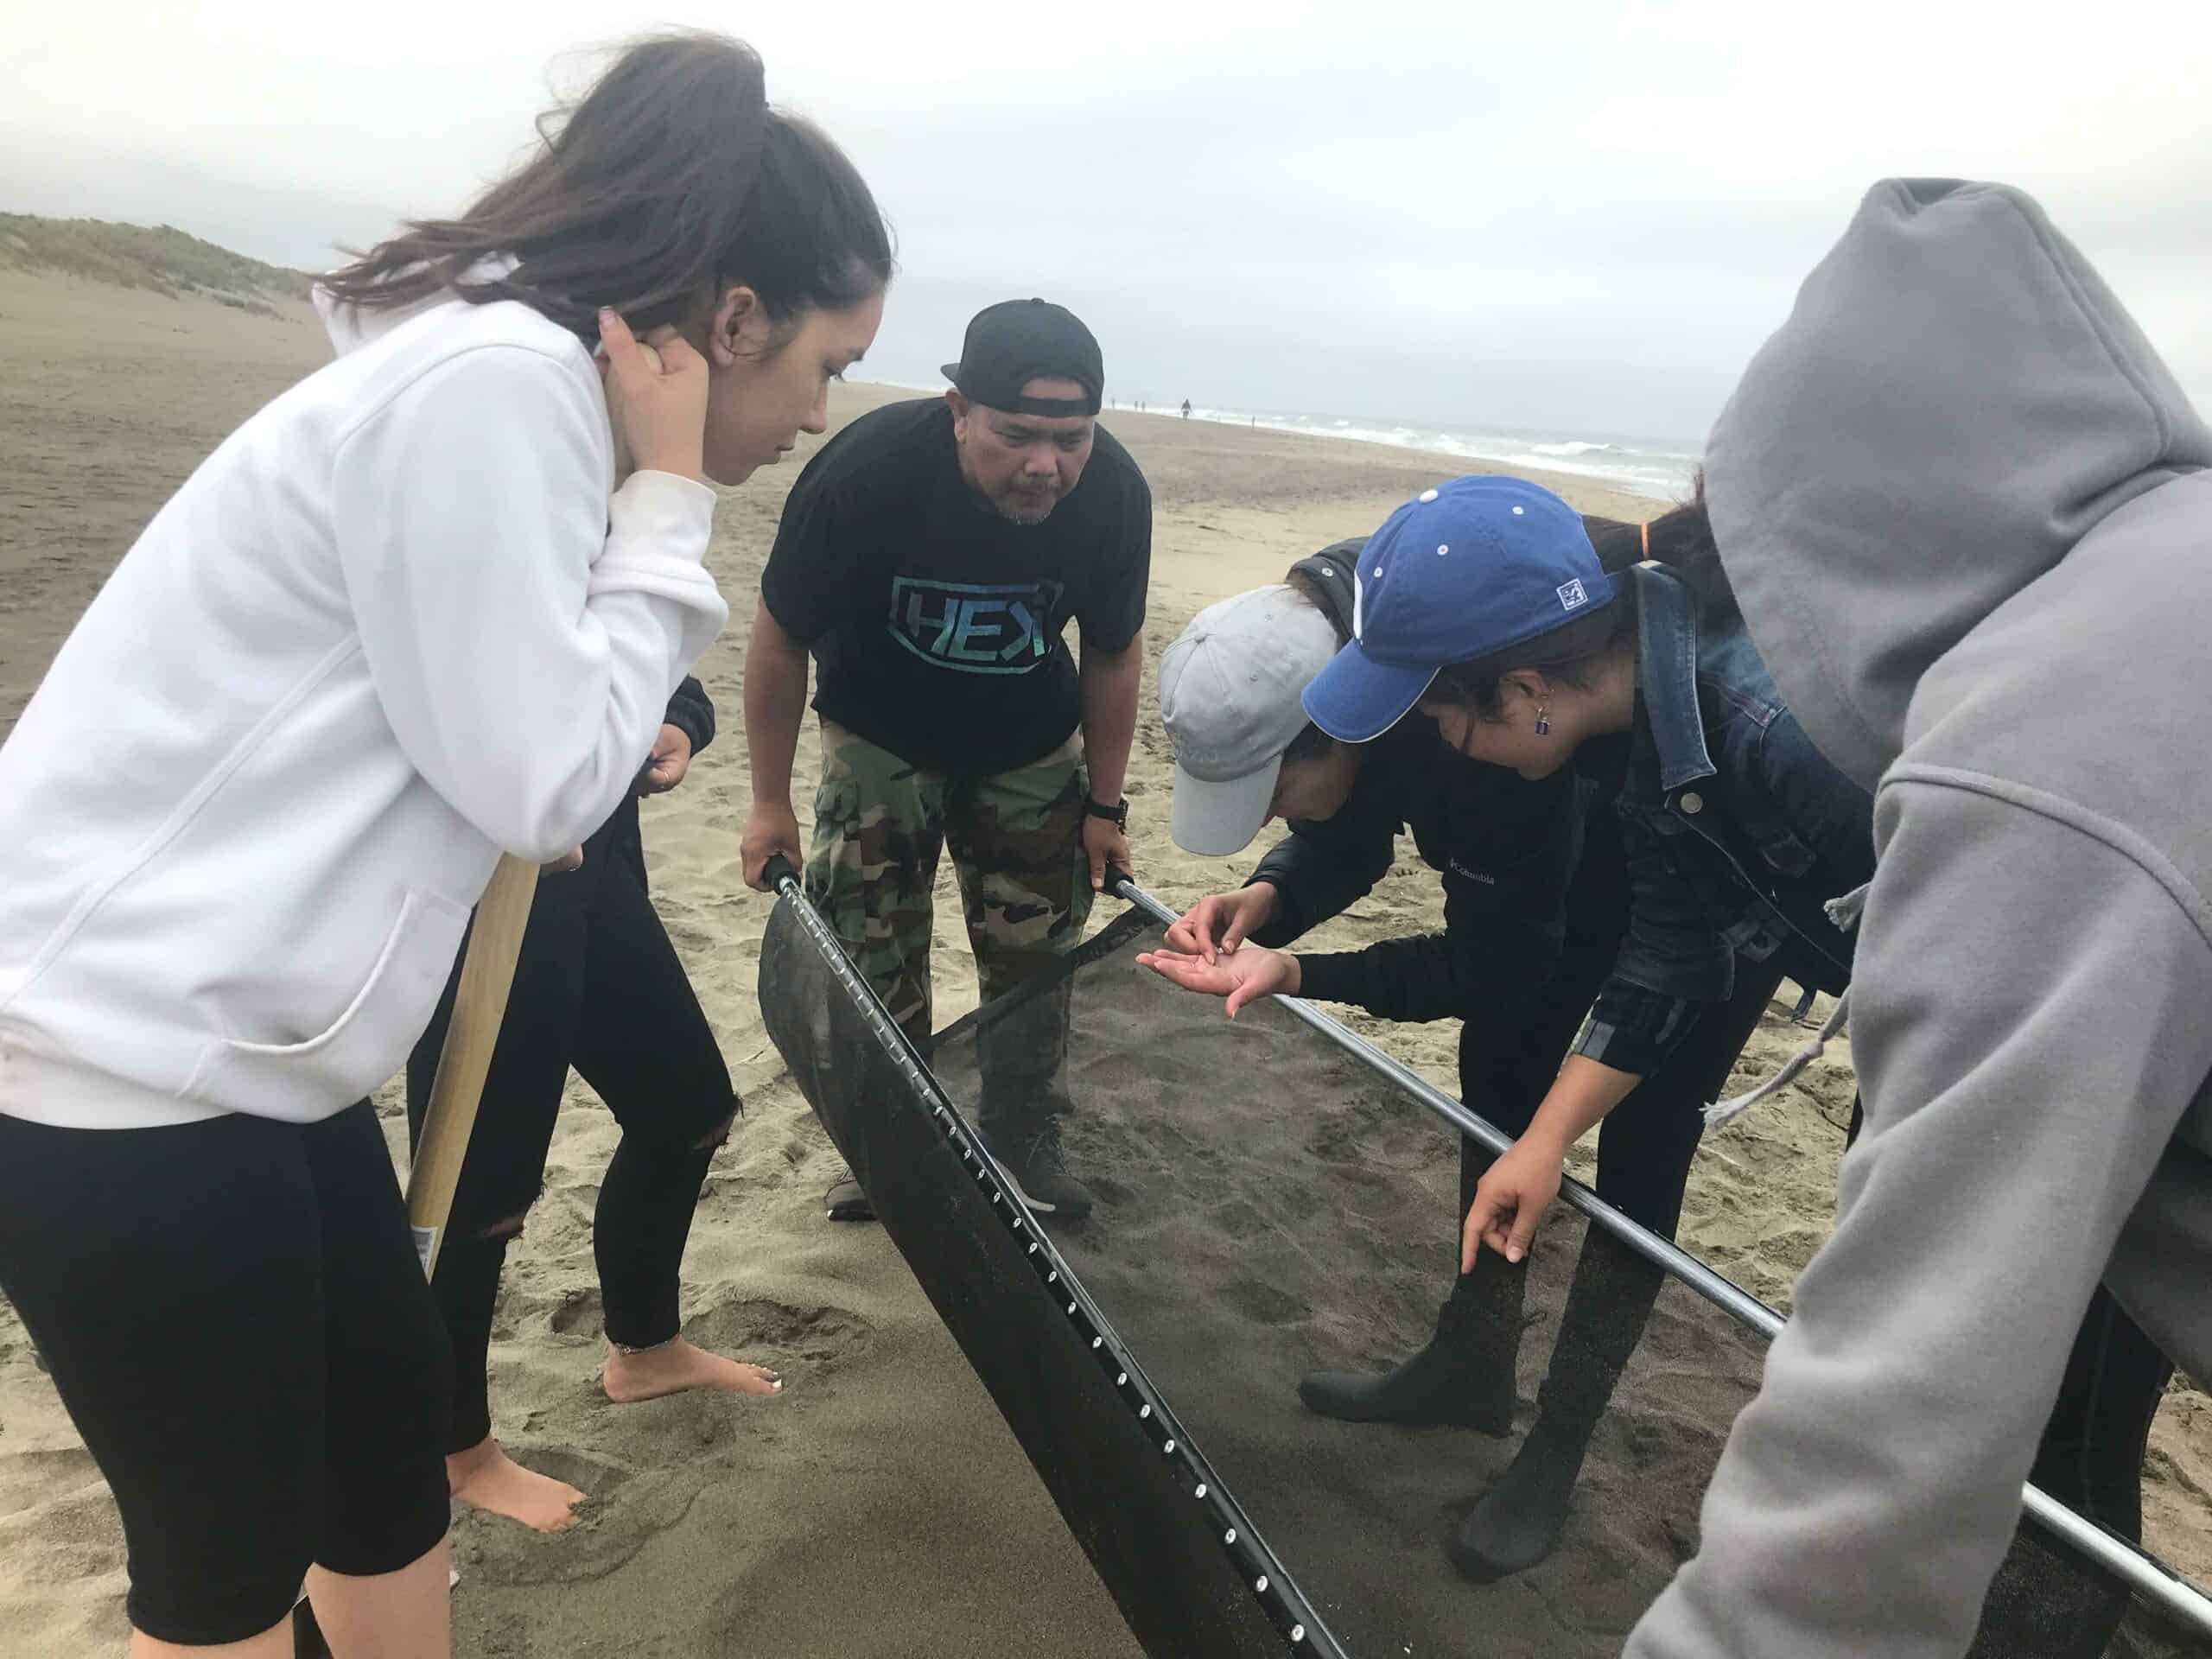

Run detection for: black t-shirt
[[761, 399, 1152, 775]]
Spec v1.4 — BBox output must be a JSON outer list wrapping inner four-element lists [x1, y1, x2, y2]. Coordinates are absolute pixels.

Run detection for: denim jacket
[[1573, 566, 1874, 1077]]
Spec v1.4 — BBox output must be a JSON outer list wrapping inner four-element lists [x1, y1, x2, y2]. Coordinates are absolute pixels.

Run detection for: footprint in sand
[[1223, 1275, 1311, 1327], [677, 1295, 877, 1380], [0, 1454, 127, 1586], [547, 1287, 605, 1338], [451, 1296, 879, 1591], [0, 1444, 104, 1516], [452, 1450, 680, 1588], [525, 1287, 877, 1383], [1082, 1173, 1135, 1209]]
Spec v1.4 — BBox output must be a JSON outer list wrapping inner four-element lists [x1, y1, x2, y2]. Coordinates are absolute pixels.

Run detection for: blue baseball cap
[[1301, 476, 1614, 743]]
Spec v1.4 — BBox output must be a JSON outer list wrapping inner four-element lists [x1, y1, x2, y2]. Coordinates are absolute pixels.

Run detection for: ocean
[[1148, 402, 1704, 502], [866, 376, 1703, 504]]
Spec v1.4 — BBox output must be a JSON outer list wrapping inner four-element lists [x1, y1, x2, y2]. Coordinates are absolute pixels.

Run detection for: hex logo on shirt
[[887, 577, 1066, 675]]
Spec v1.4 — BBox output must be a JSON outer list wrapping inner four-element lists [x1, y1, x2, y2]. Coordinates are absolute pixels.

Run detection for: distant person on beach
[[1608, 180, 2212, 1659], [0, 33, 886, 1657], [1145, 509, 1788, 1582], [397, 675, 781, 1535], [741, 299, 1151, 1224], [1181, 398, 1192, 419]]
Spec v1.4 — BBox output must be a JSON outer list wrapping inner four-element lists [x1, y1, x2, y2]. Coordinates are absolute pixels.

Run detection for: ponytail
[[1587, 470, 1739, 626], [321, 32, 892, 342]]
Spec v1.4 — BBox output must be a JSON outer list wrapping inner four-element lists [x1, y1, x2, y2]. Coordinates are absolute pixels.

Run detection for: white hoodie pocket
[[183, 889, 471, 1122]]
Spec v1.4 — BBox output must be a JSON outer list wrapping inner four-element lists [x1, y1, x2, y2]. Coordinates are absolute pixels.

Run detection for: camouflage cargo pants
[[804, 721, 1092, 1134]]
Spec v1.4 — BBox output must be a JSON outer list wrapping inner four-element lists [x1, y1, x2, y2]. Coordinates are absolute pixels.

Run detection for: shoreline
[[855, 377, 1699, 504]]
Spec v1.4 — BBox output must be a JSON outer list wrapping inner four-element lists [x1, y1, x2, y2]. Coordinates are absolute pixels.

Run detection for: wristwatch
[[1084, 796, 1129, 832]]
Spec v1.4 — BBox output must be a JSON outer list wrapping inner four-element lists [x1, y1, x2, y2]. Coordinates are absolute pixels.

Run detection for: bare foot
[[601, 1337, 784, 1405], [446, 1436, 585, 1533]]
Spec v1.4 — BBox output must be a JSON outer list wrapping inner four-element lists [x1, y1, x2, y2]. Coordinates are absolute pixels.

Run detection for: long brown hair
[[321, 32, 893, 341], [1587, 470, 1738, 624]]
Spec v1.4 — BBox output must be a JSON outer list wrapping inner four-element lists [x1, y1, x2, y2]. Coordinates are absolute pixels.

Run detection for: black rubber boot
[[1446, 1415, 1590, 1581], [978, 1120, 1095, 1220], [976, 976, 1092, 1218], [1967, 1285, 2172, 1658], [1448, 1224, 1664, 1578], [1296, 1253, 1523, 1434]]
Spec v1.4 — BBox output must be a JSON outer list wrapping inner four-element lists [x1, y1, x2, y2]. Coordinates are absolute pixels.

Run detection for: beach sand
[[1, 270, 2206, 1655]]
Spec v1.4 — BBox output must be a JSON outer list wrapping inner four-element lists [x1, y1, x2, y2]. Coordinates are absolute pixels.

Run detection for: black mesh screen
[[762, 894, 2210, 1659]]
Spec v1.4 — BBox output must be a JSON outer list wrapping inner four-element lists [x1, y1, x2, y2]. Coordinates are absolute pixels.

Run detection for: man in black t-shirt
[[743, 299, 1151, 1225]]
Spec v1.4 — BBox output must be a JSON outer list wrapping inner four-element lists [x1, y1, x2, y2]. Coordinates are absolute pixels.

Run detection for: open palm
[[1134, 944, 1297, 1018]]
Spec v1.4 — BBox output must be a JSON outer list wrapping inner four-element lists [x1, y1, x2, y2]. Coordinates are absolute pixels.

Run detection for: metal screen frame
[[768, 864, 1351, 1656], [1111, 876, 2212, 1640]]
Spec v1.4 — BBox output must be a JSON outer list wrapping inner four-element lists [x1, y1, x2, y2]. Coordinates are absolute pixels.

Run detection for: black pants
[[0, 1103, 451, 1645], [404, 796, 738, 1453], [1440, 796, 1784, 1441], [1453, 912, 1785, 1440]]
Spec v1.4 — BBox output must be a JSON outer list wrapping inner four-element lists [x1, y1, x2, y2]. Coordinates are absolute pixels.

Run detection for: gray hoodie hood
[[1627, 180, 2212, 1659], [1706, 178, 2212, 791]]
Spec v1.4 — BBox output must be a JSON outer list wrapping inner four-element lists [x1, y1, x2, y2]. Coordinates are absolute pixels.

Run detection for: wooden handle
[[405, 853, 542, 1278]]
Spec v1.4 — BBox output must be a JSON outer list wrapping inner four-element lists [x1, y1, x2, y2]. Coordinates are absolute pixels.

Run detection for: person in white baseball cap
[[1157, 582, 1350, 858]]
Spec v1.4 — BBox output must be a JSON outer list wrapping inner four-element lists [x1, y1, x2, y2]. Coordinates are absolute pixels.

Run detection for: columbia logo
[[1557, 579, 1589, 612]]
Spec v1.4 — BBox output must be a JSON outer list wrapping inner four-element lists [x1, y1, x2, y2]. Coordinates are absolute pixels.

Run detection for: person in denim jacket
[[1548, 546, 1867, 1092], [1299, 476, 1873, 1268]]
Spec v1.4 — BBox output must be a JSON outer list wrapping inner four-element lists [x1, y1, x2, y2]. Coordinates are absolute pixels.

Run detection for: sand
[[917, 913, 1779, 1657], [1, 269, 2206, 1656]]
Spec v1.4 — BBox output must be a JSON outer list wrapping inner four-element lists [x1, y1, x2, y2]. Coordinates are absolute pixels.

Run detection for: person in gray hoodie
[[1623, 179, 2212, 1657]]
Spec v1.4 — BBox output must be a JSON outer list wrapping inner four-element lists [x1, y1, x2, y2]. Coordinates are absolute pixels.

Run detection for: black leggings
[[1440, 794, 1786, 1440], [404, 795, 738, 1453], [0, 1102, 451, 1646], [1452, 798, 1770, 1236], [1453, 920, 1784, 1440], [1454, 938, 1777, 1239]]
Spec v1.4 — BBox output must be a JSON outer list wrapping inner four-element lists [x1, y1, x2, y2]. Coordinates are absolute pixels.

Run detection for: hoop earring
[[1534, 703, 1552, 737]]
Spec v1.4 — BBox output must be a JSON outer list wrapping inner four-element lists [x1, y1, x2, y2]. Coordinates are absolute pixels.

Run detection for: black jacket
[[664, 677, 715, 758], [1243, 540, 1579, 1023]]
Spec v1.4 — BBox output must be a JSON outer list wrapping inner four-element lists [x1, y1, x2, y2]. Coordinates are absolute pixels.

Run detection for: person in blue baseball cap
[[1300, 474, 1625, 747], [1300, 477, 1873, 1281], [1292, 471, 1885, 1583]]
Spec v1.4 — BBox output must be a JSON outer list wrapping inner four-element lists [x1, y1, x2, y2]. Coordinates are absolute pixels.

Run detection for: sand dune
[[0, 269, 2204, 1656]]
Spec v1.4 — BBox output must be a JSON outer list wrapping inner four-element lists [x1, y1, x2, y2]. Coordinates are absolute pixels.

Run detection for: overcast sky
[[6, 1, 2209, 439]]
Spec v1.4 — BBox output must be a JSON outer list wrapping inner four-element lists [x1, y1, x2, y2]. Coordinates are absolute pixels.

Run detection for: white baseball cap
[[1158, 586, 1343, 856]]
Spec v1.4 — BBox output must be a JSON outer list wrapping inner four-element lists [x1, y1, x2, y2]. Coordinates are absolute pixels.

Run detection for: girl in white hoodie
[[0, 32, 887, 1658]]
